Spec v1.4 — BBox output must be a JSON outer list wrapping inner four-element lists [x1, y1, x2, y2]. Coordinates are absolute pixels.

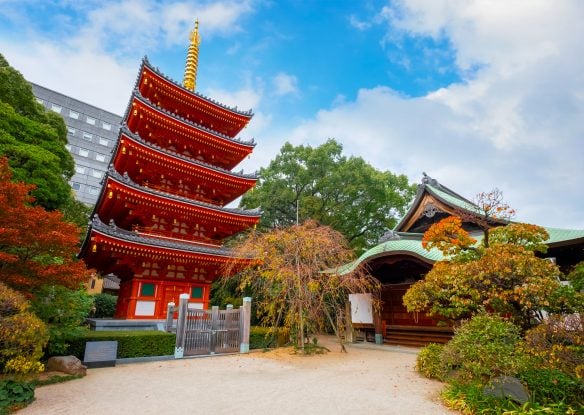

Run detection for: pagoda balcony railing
[[142, 182, 223, 206], [132, 225, 222, 247]]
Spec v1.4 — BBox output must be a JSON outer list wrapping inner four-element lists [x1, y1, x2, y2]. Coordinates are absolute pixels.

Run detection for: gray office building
[[31, 83, 123, 205]]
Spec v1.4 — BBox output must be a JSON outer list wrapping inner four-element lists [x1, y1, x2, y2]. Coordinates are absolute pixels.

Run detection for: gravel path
[[20, 337, 455, 415]]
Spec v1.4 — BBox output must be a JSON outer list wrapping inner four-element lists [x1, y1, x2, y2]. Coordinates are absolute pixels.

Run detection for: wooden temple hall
[[347, 174, 584, 346], [80, 22, 261, 319]]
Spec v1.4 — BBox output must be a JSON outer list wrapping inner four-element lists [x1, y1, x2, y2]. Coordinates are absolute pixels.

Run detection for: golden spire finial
[[183, 19, 201, 91]]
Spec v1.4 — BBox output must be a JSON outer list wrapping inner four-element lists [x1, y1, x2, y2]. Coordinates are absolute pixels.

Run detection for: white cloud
[[349, 15, 372, 31], [272, 72, 299, 97], [0, 0, 256, 114], [286, 0, 584, 229]]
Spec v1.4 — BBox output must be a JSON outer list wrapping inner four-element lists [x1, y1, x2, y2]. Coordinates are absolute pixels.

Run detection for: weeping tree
[[222, 220, 379, 352]]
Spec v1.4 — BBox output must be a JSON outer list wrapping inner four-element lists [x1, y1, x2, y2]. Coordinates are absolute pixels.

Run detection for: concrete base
[[86, 318, 168, 332], [375, 334, 383, 345]]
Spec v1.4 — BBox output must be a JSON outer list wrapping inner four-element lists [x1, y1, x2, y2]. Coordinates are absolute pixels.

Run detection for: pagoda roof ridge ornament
[[107, 167, 261, 217], [131, 90, 256, 147], [90, 216, 235, 256], [140, 58, 253, 117], [421, 172, 439, 186], [118, 126, 259, 180]]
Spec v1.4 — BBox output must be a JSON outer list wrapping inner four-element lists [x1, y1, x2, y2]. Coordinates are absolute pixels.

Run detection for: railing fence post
[[210, 306, 219, 354], [165, 302, 175, 332], [174, 293, 189, 358], [239, 297, 252, 353]]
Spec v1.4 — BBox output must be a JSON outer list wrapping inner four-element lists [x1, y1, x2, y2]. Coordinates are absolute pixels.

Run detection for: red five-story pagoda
[[80, 21, 261, 319]]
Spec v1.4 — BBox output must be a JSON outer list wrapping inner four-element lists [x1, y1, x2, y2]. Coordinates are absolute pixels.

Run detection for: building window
[[69, 110, 79, 119], [67, 127, 76, 135], [95, 154, 106, 162], [86, 116, 96, 125], [87, 186, 99, 195], [82, 132, 92, 141], [140, 283, 155, 297], [98, 137, 109, 146], [79, 149, 89, 157], [191, 287, 203, 299], [75, 166, 86, 174], [50, 104, 62, 113], [102, 122, 112, 131], [71, 182, 81, 191], [91, 169, 103, 178]]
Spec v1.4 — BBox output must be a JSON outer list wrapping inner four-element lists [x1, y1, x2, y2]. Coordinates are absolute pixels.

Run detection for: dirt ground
[[19, 337, 455, 415]]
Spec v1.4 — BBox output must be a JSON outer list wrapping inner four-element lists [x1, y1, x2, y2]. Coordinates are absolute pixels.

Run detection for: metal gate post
[[239, 297, 252, 353], [174, 293, 189, 358]]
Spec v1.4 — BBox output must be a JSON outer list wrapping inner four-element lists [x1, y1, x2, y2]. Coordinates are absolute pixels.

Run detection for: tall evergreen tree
[[241, 139, 415, 253], [0, 54, 75, 211]]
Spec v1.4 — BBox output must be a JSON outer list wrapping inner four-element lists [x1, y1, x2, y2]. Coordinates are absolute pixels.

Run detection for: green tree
[[240, 140, 415, 253], [0, 53, 75, 211], [222, 220, 380, 352], [30, 285, 93, 356]]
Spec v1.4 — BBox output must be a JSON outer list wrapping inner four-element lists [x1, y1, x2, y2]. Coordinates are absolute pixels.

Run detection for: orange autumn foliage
[[422, 216, 477, 256], [0, 157, 89, 293]]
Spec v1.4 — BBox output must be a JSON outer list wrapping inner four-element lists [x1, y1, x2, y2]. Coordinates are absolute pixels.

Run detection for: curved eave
[[118, 128, 258, 186], [130, 90, 255, 150], [339, 239, 444, 275], [104, 170, 261, 221], [141, 57, 253, 119], [81, 218, 253, 261]]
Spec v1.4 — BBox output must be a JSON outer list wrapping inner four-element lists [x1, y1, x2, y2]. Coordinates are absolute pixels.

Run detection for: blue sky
[[1, 0, 583, 229]]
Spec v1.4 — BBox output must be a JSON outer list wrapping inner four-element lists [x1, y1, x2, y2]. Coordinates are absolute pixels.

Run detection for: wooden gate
[[172, 294, 251, 358]]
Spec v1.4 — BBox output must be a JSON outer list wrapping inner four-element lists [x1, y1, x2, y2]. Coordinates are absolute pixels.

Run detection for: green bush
[[65, 331, 175, 359], [0, 283, 48, 374], [441, 314, 527, 383], [0, 379, 35, 415], [523, 314, 583, 378], [30, 285, 93, 356], [250, 326, 289, 349], [442, 382, 579, 415], [519, 368, 584, 406], [416, 343, 446, 380], [92, 293, 117, 318]]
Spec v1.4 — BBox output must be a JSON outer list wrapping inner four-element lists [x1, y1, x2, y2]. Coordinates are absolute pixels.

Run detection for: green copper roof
[[544, 227, 584, 245], [426, 184, 481, 215], [340, 226, 583, 275], [356, 174, 584, 276], [339, 237, 444, 274]]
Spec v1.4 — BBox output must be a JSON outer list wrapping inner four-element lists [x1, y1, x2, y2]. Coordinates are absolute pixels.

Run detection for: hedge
[[250, 326, 289, 349], [66, 331, 175, 360], [66, 327, 285, 360]]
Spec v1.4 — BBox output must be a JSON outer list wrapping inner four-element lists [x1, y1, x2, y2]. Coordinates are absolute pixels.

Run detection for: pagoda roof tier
[[137, 58, 253, 138], [126, 90, 254, 170], [113, 128, 258, 204], [80, 216, 255, 279], [96, 169, 261, 238]]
